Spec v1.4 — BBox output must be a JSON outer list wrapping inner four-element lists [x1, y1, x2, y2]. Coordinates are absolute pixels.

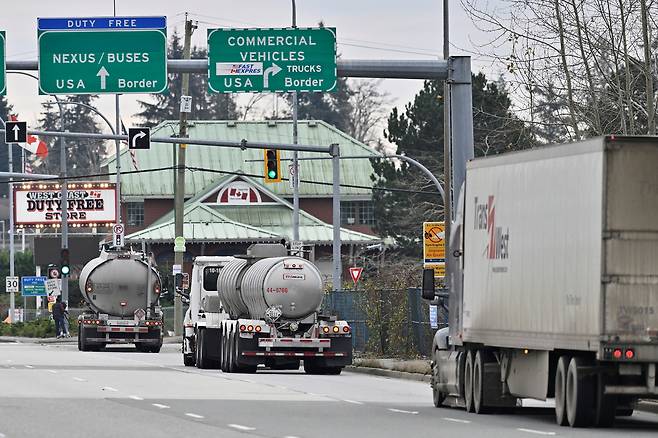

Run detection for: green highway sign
[[207, 27, 337, 93], [37, 17, 167, 95], [0, 31, 6, 95]]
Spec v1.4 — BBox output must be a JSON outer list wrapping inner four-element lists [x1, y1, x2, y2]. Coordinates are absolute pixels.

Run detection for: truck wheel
[[616, 408, 634, 417], [473, 350, 489, 414], [220, 330, 228, 372], [566, 357, 594, 427], [149, 344, 162, 354], [464, 350, 475, 413], [554, 355, 569, 426], [228, 331, 237, 373], [432, 351, 447, 407], [78, 328, 89, 352], [196, 329, 209, 369], [303, 360, 319, 374], [594, 373, 617, 427], [183, 353, 195, 366]]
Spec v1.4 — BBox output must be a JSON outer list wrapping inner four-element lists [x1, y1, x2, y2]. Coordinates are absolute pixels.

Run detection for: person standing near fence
[[52, 297, 65, 338]]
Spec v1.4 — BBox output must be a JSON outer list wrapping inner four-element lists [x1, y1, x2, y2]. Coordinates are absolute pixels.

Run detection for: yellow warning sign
[[423, 221, 445, 262]]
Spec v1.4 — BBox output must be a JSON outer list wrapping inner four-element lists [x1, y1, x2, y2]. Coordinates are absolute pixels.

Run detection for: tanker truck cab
[[78, 249, 164, 353], [183, 256, 236, 368]]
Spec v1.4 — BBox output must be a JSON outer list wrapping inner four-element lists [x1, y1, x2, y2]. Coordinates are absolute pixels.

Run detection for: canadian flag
[[9, 115, 48, 158]]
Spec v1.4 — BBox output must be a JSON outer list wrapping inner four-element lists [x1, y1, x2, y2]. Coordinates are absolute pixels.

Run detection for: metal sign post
[[0, 31, 5, 95]]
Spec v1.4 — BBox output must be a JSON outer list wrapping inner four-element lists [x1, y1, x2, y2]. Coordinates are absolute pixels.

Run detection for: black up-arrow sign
[[5, 120, 27, 144], [128, 127, 151, 150]]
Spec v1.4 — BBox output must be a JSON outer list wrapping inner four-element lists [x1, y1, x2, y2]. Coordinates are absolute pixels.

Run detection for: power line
[[2, 165, 440, 196]]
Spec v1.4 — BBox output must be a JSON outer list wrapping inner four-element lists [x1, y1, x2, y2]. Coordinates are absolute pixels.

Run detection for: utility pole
[[173, 16, 196, 336], [442, 0, 451, 286], [8, 135, 15, 322], [291, 0, 301, 245], [60, 114, 68, 303]]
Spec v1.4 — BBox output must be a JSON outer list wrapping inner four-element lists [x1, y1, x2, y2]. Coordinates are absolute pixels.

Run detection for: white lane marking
[[129, 395, 144, 401], [73, 377, 87, 382], [25, 365, 33, 369], [388, 408, 419, 415], [228, 424, 256, 431], [517, 429, 556, 436], [343, 399, 364, 405], [0, 432, 6, 437], [47, 369, 57, 374], [152, 403, 170, 409], [101, 386, 118, 392], [185, 413, 204, 419], [443, 417, 471, 424]]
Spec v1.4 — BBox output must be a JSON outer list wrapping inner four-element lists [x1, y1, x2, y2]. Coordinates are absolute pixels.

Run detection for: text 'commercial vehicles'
[[183, 244, 352, 374], [78, 249, 164, 352], [427, 137, 658, 427]]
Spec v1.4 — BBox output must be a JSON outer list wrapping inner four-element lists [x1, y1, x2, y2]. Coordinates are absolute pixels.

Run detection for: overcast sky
[[3, 0, 500, 135]]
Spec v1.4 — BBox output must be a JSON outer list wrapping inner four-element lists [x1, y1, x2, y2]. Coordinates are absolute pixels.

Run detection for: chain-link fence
[[322, 288, 449, 358]]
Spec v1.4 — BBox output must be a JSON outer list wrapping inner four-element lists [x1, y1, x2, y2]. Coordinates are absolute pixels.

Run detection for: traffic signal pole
[[8, 127, 15, 322], [173, 17, 195, 337], [291, 0, 300, 244]]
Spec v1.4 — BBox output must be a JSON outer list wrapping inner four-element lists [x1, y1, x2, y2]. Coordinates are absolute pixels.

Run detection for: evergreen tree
[[0, 96, 20, 198], [36, 95, 106, 177], [136, 31, 239, 126], [373, 74, 534, 257]]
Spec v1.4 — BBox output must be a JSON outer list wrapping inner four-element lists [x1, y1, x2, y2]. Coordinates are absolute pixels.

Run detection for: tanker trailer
[[78, 249, 164, 352], [212, 244, 352, 374]]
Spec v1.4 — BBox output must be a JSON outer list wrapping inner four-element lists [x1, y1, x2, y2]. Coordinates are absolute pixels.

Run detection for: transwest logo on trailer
[[474, 196, 510, 260]]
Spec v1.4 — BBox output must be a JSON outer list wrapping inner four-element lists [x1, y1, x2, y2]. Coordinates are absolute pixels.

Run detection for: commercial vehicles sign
[[21, 276, 48, 297], [37, 16, 167, 94], [13, 182, 117, 227], [207, 27, 337, 93]]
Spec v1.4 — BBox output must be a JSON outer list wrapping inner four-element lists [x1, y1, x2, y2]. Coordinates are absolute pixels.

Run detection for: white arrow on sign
[[97, 66, 110, 90], [131, 131, 147, 149], [12, 125, 20, 142], [263, 63, 282, 89]]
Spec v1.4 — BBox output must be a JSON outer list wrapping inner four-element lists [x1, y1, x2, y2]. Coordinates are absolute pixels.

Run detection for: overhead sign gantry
[[37, 16, 167, 94], [207, 27, 337, 93]]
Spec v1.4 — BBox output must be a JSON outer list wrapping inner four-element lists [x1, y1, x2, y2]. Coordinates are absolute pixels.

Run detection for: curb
[[0, 335, 181, 345], [345, 365, 431, 383]]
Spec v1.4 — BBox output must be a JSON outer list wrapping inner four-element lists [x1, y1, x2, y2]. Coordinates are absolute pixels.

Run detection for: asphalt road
[[1, 342, 657, 438]]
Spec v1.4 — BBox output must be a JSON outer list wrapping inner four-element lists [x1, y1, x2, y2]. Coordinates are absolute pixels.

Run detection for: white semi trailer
[[182, 244, 352, 374], [426, 136, 658, 427]]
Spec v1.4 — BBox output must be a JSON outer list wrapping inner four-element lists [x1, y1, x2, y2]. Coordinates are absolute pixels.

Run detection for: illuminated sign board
[[13, 182, 117, 228]]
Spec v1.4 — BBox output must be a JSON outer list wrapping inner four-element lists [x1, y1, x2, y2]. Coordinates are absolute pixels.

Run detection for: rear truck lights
[[145, 321, 162, 326], [625, 349, 635, 359], [120, 302, 127, 307], [85, 280, 93, 293], [343, 326, 351, 333], [255, 325, 262, 332], [80, 320, 101, 325], [240, 324, 247, 331], [154, 281, 161, 294], [239, 324, 262, 333], [247, 325, 254, 332], [613, 348, 623, 359], [332, 326, 340, 333], [322, 326, 330, 334]]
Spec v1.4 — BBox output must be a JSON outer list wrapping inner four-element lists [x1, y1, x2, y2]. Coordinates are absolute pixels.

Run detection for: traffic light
[[264, 148, 282, 183], [60, 249, 70, 277], [47, 264, 60, 279]]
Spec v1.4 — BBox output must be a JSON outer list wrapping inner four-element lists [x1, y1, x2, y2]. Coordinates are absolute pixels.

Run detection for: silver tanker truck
[[183, 244, 352, 374], [78, 249, 164, 352]]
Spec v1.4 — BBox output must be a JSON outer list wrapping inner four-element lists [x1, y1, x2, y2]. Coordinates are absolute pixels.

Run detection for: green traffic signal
[[264, 148, 282, 183]]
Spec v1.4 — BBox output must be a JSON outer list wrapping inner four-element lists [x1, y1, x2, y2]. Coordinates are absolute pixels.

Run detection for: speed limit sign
[[5, 276, 19, 293]]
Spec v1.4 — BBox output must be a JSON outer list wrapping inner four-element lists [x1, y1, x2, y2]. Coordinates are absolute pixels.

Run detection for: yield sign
[[349, 267, 363, 285]]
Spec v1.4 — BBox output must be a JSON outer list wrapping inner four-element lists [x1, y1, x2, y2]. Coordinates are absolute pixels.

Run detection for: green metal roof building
[[102, 120, 380, 275]]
